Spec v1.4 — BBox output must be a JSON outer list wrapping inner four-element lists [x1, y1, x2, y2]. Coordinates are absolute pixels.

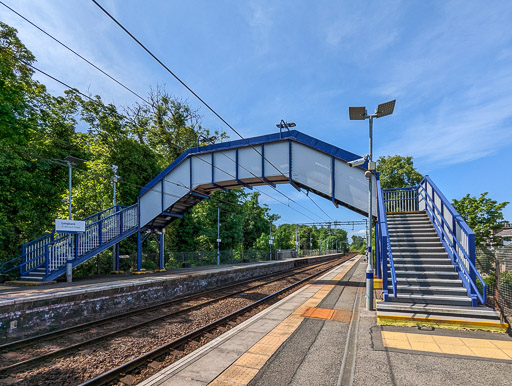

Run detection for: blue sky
[[2, 1, 511, 238]]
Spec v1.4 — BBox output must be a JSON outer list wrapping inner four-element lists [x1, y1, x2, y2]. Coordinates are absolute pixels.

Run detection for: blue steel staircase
[[375, 176, 507, 331], [2, 205, 138, 282]]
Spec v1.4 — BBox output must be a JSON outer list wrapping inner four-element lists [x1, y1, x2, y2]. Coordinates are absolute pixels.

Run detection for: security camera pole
[[63, 155, 85, 283], [349, 100, 396, 311]]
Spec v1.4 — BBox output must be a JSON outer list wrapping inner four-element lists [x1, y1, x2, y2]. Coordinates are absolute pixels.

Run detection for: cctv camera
[[347, 157, 366, 168]]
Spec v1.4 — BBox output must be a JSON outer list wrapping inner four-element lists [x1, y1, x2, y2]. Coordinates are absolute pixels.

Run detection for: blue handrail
[[376, 177, 397, 299], [417, 176, 485, 304], [2, 204, 138, 278]]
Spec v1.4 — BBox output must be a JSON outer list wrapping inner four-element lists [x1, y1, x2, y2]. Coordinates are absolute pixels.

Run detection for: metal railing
[[417, 176, 485, 305], [382, 186, 418, 213], [376, 177, 397, 300], [1, 204, 139, 279]]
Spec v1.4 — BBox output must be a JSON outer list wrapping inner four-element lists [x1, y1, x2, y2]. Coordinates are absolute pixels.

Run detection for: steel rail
[[0, 256, 347, 376], [0, 257, 339, 352], [81, 256, 353, 386]]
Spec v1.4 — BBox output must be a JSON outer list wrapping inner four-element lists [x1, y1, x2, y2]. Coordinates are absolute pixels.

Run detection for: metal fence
[[382, 187, 418, 213], [476, 245, 512, 319], [163, 249, 340, 269]]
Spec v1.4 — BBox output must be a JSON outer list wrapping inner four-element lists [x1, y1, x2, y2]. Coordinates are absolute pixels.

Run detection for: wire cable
[[90, 0, 334, 220], [5, 53, 328, 221], [0, 1, 151, 106]]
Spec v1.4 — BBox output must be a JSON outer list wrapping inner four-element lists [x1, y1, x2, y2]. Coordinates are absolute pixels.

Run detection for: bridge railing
[[382, 186, 418, 213], [376, 177, 396, 300], [417, 176, 485, 305], [1, 204, 138, 278]]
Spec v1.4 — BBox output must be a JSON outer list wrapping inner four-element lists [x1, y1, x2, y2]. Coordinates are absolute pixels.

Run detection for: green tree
[[350, 235, 366, 252], [0, 23, 79, 268], [452, 193, 509, 246], [376, 155, 423, 189]]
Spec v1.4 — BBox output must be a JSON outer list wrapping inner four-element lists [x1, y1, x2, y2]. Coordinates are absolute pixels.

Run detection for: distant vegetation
[[0, 22, 348, 278]]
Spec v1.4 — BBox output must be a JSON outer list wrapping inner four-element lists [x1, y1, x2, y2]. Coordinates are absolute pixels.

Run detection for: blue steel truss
[[2, 129, 482, 302], [376, 176, 485, 306]]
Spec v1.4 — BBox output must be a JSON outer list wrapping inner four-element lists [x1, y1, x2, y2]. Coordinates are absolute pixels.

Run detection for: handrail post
[[120, 210, 124, 235], [21, 245, 26, 276], [467, 230, 478, 304], [375, 221, 381, 278], [382, 233, 389, 301], [45, 244, 49, 275], [99, 220, 103, 246]]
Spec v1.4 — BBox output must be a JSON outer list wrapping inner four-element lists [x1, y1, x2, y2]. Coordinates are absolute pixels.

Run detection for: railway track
[[82, 255, 354, 386], [0, 254, 353, 384]]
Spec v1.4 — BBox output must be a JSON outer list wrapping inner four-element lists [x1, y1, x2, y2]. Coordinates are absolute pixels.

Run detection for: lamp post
[[217, 206, 221, 266], [276, 120, 296, 138], [349, 99, 396, 311], [63, 155, 85, 283], [197, 134, 217, 150], [269, 221, 273, 261], [112, 165, 120, 271]]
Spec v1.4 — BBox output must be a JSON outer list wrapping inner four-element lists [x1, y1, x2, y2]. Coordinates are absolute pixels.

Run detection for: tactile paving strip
[[209, 256, 361, 385]]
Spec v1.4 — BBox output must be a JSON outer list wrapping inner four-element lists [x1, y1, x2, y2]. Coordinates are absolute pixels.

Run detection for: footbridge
[[2, 130, 490, 321]]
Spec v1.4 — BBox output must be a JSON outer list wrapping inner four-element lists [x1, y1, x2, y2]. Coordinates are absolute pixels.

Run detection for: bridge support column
[[136, 231, 142, 272], [159, 230, 165, 271], [113, 244, 120, 271]]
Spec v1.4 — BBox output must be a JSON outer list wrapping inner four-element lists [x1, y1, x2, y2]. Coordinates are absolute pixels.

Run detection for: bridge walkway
[[141, 255, 512, 386]]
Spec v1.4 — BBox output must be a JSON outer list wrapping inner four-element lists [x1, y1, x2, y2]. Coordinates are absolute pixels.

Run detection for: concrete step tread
[[394, 279, 463, 286], [391, 243, 442, 246], [394, 293, 471, 300], [390, 264, 454, 269], [392, 271, 458, 276], [396, 285, 467, 292], [376, 302, 500, 318], [390, 236, 440, 240], [376, 310, 505, 325], [390, 232, 438, 236], [392, 258, 452, 263]]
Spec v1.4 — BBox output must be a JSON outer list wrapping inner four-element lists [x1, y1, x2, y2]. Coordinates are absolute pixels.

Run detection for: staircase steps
[[20, 268, 45, 282], [378, 211, 507, 332]]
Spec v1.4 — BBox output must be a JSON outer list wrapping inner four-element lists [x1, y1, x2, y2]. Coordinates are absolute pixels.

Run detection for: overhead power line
[[3, 46, 328, 221], [90, 0, 333, 220], [0, 1, 151, 105], [2, 2, 332, 222]]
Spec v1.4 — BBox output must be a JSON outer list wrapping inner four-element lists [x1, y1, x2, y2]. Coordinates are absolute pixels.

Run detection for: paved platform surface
[[0, 261, 273, 307], [140, 255, 512, 386]]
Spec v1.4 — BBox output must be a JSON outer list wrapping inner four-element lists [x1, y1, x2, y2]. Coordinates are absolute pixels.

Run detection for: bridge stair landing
[[376, 212, 507, 332]]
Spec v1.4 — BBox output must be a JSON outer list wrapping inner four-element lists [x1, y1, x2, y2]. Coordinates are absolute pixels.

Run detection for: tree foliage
[[452, 193, 509, 246], [0, 22, 278, 277], [350, 235, 366, 252], [376, 155, 423, 189]]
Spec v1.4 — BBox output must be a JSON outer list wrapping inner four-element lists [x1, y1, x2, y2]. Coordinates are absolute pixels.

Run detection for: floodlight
[[375, 99, 396, 118], [275, 121, 296, 128], [349, 106, 367, 120], [64, 155, 86, 164]]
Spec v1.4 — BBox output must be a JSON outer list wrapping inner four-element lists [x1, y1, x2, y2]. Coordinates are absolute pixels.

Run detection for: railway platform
[[141, 255, 512, 386], [0, 254, 341, 342]]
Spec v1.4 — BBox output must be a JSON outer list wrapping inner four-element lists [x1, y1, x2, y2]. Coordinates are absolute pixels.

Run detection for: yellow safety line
[[381, 331, 512, 360], [209, 256, 361, 386], [378, 314, 509, 333]]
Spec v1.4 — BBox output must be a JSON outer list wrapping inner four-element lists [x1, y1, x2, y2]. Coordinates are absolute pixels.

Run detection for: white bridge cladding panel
[[238, 147, 262, 179], [292, 143, 332, 196], [263, 142, 289, 178], [214, 150, 237, 182], [163, 161, 189, 209], [140, 188, 160, 228], [191, 155, 212, 188], [335, 158, 377, 217], [138, 131, 380, 229]]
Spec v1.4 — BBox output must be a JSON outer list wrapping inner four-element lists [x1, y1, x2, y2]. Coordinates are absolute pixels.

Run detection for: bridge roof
[[140, 129, 365, 196]]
